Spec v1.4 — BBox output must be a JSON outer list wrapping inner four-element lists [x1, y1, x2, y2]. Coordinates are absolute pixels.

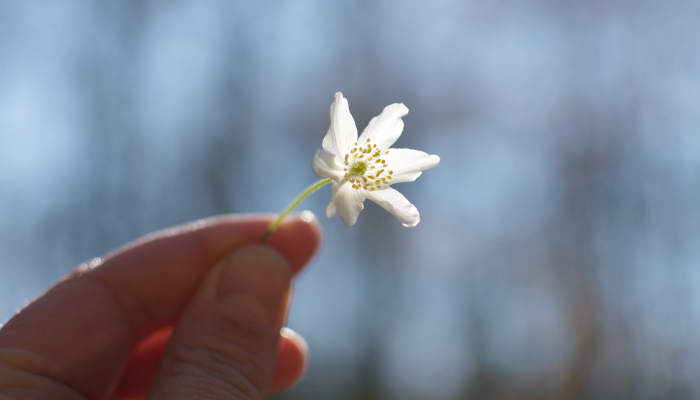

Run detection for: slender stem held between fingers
[[261, 178, 332, 243]]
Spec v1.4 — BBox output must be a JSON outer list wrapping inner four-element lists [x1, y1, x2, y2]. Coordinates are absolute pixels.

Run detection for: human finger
[[145, 245, 294, 399], [115, 327, 308, 398]]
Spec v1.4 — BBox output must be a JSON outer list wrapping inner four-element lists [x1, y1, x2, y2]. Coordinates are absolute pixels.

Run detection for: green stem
[[260, 178, 332, 243]]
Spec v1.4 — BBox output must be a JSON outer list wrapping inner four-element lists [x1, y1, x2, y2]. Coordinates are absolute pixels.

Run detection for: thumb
[[147, 245, 293, 400]]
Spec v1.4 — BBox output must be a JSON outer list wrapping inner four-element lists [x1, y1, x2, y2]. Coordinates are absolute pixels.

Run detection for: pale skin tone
[[0, 214, 322, 399]]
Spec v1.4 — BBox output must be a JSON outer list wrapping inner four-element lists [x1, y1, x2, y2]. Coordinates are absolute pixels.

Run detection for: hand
[[0, 213, 321, 400]]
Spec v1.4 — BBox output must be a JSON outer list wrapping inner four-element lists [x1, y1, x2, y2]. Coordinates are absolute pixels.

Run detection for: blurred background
[[2, 1, 700, 399]]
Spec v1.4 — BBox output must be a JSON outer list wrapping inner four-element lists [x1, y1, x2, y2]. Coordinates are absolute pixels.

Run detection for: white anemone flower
[[312, 92, 440, 227]]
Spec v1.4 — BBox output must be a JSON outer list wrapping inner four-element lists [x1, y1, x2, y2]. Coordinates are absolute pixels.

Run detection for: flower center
[[350, 161, 368, 176], [343, 138, 394, 191]]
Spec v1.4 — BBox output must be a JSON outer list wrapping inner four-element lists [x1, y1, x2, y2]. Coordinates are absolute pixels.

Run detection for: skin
[[0, 213, 322, 400]]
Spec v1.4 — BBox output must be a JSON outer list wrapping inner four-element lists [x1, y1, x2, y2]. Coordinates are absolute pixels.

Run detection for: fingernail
[[217, 245, 291, 327]]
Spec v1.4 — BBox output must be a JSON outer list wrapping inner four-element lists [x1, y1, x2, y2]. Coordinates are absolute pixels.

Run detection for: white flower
[[312, 92, 440, 227]]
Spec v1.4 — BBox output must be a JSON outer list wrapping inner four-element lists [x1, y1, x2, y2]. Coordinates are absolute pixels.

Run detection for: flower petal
[[312, 149, 344, 180], [358, 103, 408, 149], [384, 149, 440, 184], [322, 92, 357, 157], [326, 181, 366, 226], [365, 187, 420, 227]]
